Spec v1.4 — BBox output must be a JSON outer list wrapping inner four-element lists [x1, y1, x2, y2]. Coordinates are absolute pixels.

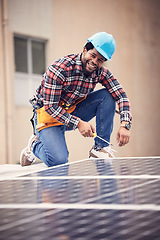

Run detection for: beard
[[82, 59, 98, 76]]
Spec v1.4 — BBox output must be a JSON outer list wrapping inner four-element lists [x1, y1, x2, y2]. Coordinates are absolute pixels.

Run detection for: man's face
[[81, 47, 106, 75]]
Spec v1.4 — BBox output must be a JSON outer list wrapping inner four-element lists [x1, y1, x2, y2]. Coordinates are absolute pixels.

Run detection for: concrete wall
[[0, 0, 160, 164], [52, 0, 160, 161]]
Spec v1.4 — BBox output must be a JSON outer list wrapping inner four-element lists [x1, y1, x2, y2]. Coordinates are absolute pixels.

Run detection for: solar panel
[[0, 157, 160, 240]]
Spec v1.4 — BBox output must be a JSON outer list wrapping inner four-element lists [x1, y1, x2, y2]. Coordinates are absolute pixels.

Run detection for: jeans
[[33, 89, 116, 167]]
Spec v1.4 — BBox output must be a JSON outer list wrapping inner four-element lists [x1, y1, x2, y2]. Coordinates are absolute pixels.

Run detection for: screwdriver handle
[[93, 132, 97, 137]]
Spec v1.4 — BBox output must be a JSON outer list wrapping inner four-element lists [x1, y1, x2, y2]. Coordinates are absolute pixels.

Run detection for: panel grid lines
[[0, 157, 160, 240]]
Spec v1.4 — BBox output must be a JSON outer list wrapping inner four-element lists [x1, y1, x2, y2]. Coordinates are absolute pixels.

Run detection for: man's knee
[[44, 151, 68, 167], [100, 89, 116, 109]]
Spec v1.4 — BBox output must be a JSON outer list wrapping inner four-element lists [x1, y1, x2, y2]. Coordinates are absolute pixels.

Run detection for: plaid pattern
[[34, 54, 132, 129]]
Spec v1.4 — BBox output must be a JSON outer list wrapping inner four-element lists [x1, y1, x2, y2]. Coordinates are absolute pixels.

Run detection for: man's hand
[[117, 126, 130, 147], [77, 119, 95, 137]]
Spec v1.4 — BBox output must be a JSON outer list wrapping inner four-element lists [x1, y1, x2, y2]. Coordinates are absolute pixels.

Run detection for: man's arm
[[100, 68, 132, 122], [43, 66, 80, 130], [100, 68, 132, 146]]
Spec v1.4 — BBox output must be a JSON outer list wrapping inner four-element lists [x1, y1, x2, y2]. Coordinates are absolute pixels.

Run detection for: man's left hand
[[116, 127, 130, 147]]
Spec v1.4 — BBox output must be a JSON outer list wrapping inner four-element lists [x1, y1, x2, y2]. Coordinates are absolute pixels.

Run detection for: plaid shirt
[[34, 54, 132, 129]]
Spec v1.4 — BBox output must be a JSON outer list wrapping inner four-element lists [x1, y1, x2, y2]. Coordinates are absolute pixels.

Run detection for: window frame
[[14, 34, 47, 106]]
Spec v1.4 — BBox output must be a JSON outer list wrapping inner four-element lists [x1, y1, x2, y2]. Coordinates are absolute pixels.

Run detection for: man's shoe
[[89, 146, 116, 159], [20, 134, 38, 167]]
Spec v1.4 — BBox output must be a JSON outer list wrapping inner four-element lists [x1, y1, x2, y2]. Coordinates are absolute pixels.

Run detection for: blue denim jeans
[[33, 89, 116, 167]]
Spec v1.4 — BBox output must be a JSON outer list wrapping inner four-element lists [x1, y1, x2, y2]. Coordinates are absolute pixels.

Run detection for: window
[[14, 37, 28, 73], [14, 36, 46, 105]]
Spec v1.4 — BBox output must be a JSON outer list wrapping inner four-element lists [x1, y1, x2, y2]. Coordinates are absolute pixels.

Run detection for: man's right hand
[[77, 119, 95, 137]]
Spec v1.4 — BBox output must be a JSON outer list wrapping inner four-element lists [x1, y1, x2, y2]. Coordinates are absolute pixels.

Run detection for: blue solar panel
[[0, 157, 160, 240]]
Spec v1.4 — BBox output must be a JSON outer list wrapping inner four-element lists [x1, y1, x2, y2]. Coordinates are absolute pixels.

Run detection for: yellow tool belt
[[36, 96, 86, 132]]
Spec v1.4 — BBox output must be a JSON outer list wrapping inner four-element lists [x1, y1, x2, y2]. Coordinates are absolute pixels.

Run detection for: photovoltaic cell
[[20, 157, 160, 177], [0, 157, 160, 240], [0, 178, 160, 205]]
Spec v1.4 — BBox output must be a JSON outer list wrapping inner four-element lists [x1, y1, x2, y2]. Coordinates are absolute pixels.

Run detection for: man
[[20, 32, 132, 167]]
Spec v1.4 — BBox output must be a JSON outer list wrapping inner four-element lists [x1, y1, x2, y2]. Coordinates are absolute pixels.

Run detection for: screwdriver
[[93, 133, 113, 146]]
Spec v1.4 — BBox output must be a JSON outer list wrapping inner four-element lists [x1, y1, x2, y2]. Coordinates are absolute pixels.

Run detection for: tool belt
[[36, 96, 86, 131]]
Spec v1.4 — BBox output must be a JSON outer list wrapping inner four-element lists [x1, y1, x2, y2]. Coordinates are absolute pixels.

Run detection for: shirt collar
[[76, 53, 83, 66]]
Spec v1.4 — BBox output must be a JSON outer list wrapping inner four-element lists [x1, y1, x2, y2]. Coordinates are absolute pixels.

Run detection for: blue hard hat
[[87, 32, 116, 60]]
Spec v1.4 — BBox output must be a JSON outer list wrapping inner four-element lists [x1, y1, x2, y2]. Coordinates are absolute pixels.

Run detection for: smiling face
[[81, 47, 106, 76]]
